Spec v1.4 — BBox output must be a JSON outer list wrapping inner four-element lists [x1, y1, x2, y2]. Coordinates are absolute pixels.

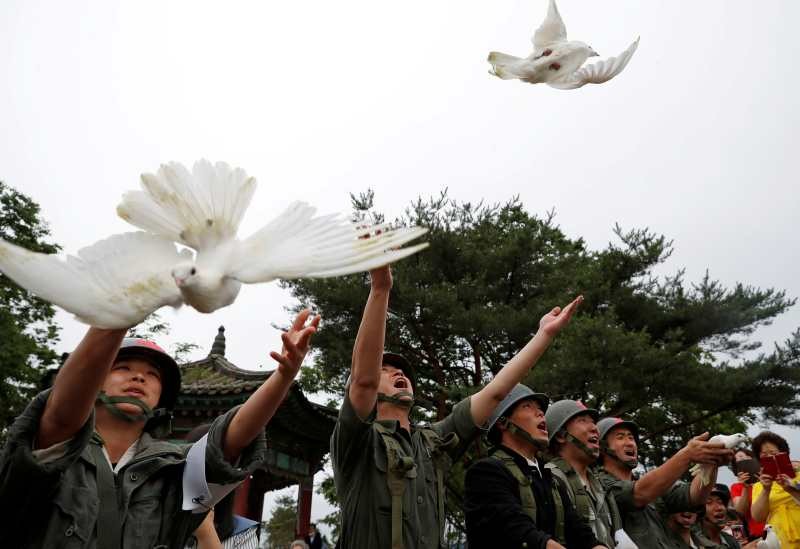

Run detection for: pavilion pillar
[[233, 475, 252, 517], [295, 474, 314, 538], [232, 470, 267, 522]]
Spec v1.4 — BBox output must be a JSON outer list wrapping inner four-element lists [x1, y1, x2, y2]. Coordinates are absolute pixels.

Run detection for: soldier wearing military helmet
[[544, 399, 622, 548], [594, 417, 737, 549], [464, 384, 605, 548], [331, 266, 584, 549], [1, 309, 320, 548]]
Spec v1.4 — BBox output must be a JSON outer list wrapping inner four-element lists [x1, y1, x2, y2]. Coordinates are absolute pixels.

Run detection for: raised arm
[[750, 474, 773, 523], [732, 474, 753, 516], [348, 266, 393, 420], [37, 327, 128, 449], [223, 309, 319, 462], [469, 296, 582, 427], [633, 433, 732, 508]]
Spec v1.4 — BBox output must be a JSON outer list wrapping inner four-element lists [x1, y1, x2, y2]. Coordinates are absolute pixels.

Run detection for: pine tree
[[283, 189, 799, 528]]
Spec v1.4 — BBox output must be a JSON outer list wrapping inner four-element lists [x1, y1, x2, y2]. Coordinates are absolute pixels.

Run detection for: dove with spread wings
[[487, 0, 639, 89], [0, 160, 428, 328]]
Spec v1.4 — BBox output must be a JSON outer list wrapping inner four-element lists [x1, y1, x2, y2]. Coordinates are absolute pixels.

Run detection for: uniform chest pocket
[[127, 478, 168, 542], [51, 484, 97, 545]]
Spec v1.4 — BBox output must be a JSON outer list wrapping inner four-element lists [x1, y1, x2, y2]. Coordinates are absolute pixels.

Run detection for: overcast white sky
[[2, 0, 799, 534]]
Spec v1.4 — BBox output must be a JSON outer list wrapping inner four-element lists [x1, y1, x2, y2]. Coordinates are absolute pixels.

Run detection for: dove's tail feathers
[[689, 463, 700, 477], [117, 159, 257, 250], [229, 202, 429, 283], [487, 52, 523, 79], [0, 233, 185, 328], [548, 37, 640, 90]]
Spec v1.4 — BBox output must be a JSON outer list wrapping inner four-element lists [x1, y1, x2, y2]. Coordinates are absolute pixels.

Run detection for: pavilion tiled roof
[[175, 326, 336, 439]]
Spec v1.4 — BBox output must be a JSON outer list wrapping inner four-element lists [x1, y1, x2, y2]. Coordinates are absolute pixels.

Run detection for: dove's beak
[[591, 50, 600, 57], [174, 277, 185, 287]]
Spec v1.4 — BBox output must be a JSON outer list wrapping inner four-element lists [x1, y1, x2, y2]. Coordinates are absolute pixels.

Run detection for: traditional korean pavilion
[[171, 326, 337, 536]]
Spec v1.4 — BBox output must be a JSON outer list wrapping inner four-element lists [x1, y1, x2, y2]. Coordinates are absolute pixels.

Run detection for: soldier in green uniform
[[693, 485, 741, 548], [665, 508, 741, 549], [594, 417, 735, 549], [0, 310, 319, 549], [331, 266, 583, 549], [543, 400, 622, 548]]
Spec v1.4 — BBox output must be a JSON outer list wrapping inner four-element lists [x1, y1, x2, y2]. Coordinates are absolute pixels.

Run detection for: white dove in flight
[[0, 160, 428, 329], [689, 433, 747, 486], [487, 0, 639, 89]]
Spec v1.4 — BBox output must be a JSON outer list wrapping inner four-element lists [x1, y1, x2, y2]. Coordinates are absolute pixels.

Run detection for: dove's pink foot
[[548, 62, 561, 71]]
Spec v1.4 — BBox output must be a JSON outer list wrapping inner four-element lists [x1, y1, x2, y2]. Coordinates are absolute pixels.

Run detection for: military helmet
[[486, 384, 550, 432], [597, 417, 640, 442], [545, 399, 599, 443], [381, 352, 416, 391], [116, 338, 181, 411]]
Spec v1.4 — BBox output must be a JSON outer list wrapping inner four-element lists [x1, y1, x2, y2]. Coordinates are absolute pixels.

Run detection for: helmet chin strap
[[96, 391, 154, 423], [601, 442, 638, 470], [499, 417, 549, 452], [565, 432, 600, 461], [377, 391, 415, 409]]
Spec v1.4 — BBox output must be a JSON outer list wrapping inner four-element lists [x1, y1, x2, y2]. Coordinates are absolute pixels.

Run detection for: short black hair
[[752, 431, 790, 456]]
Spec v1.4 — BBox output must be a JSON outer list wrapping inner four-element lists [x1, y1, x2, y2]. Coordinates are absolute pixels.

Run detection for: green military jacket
[[0, 389, 266, 548], [692, 525, 741, 549], [331, 393, 480, 549], [544, 457, 621, 548], [596, 467, 695, 549], [664, 525, 740, 549]]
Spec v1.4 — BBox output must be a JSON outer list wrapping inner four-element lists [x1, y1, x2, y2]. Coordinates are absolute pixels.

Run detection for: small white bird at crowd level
[[757, 525, 780, 549], [487, 0, 639, 89], [689, 433, 749, 486], [0, 160, 428, 328]]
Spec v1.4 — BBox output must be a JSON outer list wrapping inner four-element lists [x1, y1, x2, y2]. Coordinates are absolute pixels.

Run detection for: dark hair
[[752, 431, 790, 457]]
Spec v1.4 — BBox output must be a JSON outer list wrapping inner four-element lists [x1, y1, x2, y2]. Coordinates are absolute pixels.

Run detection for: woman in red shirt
[[730, 448, 765, 540]]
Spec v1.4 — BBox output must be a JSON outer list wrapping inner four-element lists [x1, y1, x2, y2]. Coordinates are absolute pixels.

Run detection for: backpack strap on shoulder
[[419, 427, 459, 547], [491, 449, 537, 521], [375, 423, 416, 549], [89, 433, 123, 549]]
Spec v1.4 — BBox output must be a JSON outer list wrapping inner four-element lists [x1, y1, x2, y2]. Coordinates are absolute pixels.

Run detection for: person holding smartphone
[[730, 448, 765, 541], [750, 431, 800, 548]]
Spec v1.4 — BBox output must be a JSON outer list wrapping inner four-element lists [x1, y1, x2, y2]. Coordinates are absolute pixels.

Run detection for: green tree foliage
[[264, 493, 298, 548], [283, 190, 799, 525], [0, 182, 61, 434]]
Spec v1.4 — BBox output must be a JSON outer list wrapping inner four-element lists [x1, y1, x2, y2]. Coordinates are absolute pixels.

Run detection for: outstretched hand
[[270, 309, 321, 376], [370, 265, 393, 293], [538, 295, 583, 337]]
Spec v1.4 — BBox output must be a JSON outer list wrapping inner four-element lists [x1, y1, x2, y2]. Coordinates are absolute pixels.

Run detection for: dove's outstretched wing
[[532, 0, 567, 53], [549, 37, 639, 90], [228, 201, 428, 283], [0, 232, 188, 328], [487, 52, 525, 79], [118, 159, 256, 250]]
